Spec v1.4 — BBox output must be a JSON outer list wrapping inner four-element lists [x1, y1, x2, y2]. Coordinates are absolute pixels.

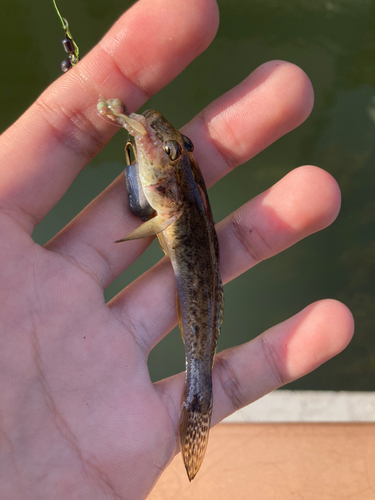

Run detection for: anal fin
[[176, 293, 184, 344]]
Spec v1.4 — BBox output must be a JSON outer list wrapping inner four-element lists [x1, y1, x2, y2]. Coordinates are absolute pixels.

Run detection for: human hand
[[0, 0, 353, 498]]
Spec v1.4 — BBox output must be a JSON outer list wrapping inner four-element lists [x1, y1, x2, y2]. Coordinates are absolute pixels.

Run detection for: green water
[[0, 0, 374, 390]]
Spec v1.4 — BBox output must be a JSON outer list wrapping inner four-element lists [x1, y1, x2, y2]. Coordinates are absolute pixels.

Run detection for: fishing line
[[53, 0, 80, 72]]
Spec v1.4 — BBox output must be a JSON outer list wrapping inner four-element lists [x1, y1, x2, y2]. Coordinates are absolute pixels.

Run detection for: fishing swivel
[[125, 140, 138, 167]]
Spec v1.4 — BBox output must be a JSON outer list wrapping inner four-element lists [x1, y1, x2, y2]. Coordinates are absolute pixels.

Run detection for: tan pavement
[[149, 423, 375, 499]]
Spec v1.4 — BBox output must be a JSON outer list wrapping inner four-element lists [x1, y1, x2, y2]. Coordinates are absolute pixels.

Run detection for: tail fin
[[179, 402, 212, 481]]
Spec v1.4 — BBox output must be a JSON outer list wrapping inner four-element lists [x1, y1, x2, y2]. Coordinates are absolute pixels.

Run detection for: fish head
[[135, 109, 195, 214], [97, 99, 195, 215]]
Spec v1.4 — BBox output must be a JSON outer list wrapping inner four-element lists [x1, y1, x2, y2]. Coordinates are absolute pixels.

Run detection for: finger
[[0, 0, 219, 232], [109, 165, 341, 354], [46, 61, 314, 287], [154, 299, 354, 429], [182, 59, 314, 187]]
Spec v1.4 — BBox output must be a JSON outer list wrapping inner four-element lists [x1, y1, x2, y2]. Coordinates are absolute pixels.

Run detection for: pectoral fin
[[115, 212, 181, 242]]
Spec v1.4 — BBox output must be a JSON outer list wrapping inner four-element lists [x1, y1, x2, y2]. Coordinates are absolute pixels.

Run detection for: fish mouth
[[97, 98, 147, 136], [97, 97, 167, 175]]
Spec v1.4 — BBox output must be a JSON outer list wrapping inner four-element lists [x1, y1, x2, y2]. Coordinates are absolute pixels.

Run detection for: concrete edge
[[222, 390, 375, 423]]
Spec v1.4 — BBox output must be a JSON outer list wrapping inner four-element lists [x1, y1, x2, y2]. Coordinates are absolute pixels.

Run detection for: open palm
[[0, 0, 353, 498]]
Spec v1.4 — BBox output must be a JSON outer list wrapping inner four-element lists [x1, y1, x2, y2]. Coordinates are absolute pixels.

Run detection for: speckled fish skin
[[97, 100, 223, 481], [141, 111, 224, 481], [148, 114, 224, 482], [141, 110, 223, 481]]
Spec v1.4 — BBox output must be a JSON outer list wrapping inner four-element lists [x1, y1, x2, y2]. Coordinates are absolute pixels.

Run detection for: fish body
[[97, 99, 224, 480]]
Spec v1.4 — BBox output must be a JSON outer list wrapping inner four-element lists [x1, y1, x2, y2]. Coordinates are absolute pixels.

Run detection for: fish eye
[[164, 140, 181, 161], [182, 135, 194, 152]]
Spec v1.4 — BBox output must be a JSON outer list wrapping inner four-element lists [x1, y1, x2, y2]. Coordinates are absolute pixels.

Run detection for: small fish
[[98, 98, 224, 480]]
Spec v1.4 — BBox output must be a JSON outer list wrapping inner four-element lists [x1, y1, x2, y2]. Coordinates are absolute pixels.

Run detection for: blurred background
[[0, 0, 373, 390]]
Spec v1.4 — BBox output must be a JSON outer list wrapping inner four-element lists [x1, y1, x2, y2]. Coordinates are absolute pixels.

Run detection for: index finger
[[0, 0, 219, 232]]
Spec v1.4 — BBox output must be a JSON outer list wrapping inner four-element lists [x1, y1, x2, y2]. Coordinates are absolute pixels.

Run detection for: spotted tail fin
[[179, 401, 212, 481]]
